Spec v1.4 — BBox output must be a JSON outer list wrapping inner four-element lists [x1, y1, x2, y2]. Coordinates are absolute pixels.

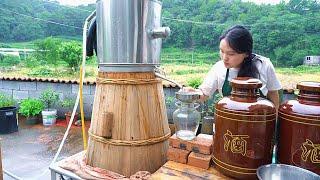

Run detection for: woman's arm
[[267, 90, 279, 110]]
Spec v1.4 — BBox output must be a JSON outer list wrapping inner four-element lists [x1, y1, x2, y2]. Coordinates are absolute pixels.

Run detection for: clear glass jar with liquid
[[173, 91, 201, 141]]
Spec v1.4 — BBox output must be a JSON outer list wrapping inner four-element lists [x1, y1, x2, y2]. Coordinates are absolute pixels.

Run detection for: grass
[[1, 40, 319, 90]]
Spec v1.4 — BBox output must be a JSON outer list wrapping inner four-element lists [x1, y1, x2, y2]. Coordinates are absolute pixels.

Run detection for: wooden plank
[[150, 161, 233, 180]]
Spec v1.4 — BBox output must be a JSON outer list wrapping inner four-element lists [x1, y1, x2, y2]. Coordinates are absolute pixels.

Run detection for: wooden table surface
[[150, 161, 234, 180]]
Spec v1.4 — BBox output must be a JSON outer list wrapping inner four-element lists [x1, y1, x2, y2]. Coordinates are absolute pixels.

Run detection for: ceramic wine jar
[[213, 77, 276, 179], [278, 81, 320, 175]]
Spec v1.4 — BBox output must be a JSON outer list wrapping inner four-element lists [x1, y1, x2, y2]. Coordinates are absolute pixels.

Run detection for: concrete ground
[[0, 117, 89, 180]]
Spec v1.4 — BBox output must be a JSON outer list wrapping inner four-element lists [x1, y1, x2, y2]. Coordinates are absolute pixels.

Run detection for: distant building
[[304, 56, 320, 65]]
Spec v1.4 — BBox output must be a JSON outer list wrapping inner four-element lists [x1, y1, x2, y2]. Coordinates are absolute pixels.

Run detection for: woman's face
[[219, 39, 248, 69]]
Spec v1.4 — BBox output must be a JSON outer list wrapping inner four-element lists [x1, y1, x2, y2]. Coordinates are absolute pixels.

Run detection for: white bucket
[[42, 109, 57, 126]]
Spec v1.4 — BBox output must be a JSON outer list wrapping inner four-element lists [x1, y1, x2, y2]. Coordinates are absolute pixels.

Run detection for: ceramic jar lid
[[230, 77, 262, 89]]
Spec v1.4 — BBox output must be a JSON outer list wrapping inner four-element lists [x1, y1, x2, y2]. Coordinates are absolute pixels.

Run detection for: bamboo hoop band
[[96, 77, 162, 85], [215, 108, 276, 117], [88, 130, 171, 146]]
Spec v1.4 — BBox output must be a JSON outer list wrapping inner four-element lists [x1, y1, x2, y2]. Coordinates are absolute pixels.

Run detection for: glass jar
[[173, 91, 201, 141]]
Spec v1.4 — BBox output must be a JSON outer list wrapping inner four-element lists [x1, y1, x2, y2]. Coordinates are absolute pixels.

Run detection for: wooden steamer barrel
[[212, 77, 276, 179], [86, 72, 171, 176], [278, 81, 320, 175]]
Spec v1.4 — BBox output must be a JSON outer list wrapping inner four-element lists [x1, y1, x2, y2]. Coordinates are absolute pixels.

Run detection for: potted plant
[[61, 98, 78, 125], [19, 98, 44, 125], [0, 93, 18, 134], [39, 88, 60, 126]]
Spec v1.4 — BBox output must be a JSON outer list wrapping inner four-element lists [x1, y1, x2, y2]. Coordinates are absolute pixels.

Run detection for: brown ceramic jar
[[278, 81, 320, 175], [213, 77, 276, 179]]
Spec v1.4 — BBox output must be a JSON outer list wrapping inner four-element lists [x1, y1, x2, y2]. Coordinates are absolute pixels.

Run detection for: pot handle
[[150, 27, 171, 39]]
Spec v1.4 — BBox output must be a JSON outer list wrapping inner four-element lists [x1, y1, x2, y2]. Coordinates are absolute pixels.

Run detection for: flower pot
[[0, 106, 18, 134], [65, 112, 78, 125], [26, 115, 39, 125], [42, 109, 57, 126]]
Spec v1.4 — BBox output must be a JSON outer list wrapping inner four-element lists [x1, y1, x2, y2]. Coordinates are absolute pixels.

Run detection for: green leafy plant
[[19, 98, 44, 117], [0, 55, 20, 67], [58, 41, 82, 71], [187, 77, 203, 88], [39, 89, 60, 110], [0, 93, 16, 108], [61, 98, 75, 111]]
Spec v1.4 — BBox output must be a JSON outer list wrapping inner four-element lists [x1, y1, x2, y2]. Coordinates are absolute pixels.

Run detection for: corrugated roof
[[0, 76, 178, 88]]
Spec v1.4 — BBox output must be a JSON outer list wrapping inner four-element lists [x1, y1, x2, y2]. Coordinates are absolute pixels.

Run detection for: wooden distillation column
[[85, 0, 171, 176]]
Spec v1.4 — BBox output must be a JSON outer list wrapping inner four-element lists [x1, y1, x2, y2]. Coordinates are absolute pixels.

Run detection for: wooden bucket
[[86, 72, 171, 176]]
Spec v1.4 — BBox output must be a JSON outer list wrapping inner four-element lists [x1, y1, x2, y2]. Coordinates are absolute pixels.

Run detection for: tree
[[58, 41, 82, 71]]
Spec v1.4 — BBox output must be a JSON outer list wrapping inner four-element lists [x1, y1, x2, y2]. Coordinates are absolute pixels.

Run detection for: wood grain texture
[[150, 161, 233, 180], [86, 72, 170, 177]]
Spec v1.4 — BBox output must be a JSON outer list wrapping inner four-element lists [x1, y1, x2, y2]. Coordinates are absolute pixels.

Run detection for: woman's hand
[[182, 87, 209, 102], [182, 86, 197, 92]]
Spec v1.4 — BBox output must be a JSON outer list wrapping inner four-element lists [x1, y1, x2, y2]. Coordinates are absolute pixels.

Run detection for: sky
[[56, 0, 287, 6]]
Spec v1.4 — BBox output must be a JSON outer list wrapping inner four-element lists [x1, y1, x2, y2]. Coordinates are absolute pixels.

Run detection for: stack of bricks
[[167, 133, 213, 169]]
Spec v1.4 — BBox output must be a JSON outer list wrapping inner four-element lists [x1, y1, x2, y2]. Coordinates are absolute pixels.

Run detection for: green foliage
[[34, 37, 62, 66], [187, 77, 203, 88], [0, 93, 16, 108], [0, 0, 94, 41], [1, 0, 320, 68], [39, 89, 60, 110], [61, 98, 75, 110], [0, 55, 20, 67], [58, 41, 82, 71], [165, 96, 175, 107], [23, 56, 42, 68], [27, 66, 53, 76], [19, 98, 44, 117]]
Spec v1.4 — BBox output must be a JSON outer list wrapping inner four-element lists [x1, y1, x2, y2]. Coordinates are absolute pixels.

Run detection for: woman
[[189, 25, 281, 109]]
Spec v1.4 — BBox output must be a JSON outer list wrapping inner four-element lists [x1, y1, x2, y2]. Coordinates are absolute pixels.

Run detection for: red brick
[[187, 152, 212, 169], [168, 134, 188, 150], [186, 134, 213, 155], [167, 146, 191, 164]]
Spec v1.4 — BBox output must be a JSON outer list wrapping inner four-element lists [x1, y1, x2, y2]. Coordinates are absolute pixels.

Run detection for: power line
[[162, 17, 215, 26], [0, 6, 83, 30]]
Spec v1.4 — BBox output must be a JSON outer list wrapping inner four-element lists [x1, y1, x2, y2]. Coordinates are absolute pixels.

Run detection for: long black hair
[[219, 25, 260, 78]]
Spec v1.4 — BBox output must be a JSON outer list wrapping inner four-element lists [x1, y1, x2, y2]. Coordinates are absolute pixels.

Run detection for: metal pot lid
[[175, 91, 200, 103]]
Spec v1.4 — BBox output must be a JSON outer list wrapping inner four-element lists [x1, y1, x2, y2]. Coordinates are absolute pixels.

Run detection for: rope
[[88, 131, 171, 146], [96, 77, 162, 85]]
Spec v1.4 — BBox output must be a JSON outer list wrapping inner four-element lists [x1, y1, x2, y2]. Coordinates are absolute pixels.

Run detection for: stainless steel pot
[[257, 164, 320, 180], [96, 0, 170, 72]]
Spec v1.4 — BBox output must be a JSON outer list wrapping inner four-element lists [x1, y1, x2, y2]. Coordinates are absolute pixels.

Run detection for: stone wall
[[0, 79, 180, 120], [0, 79, 295, 120]]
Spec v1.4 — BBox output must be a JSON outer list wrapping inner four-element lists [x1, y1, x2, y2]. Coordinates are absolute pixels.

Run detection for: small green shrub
[[61, 98, 75, 111], [0, 55, 20, 67], [187, 77, 203, 88], [19, 98, 44, 117], [58, 41, 82, 71], [23, 56, 42, 68], [27, 66, 53, 76], [0, 93, 16, 108], [40, 89, 60, 110]]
